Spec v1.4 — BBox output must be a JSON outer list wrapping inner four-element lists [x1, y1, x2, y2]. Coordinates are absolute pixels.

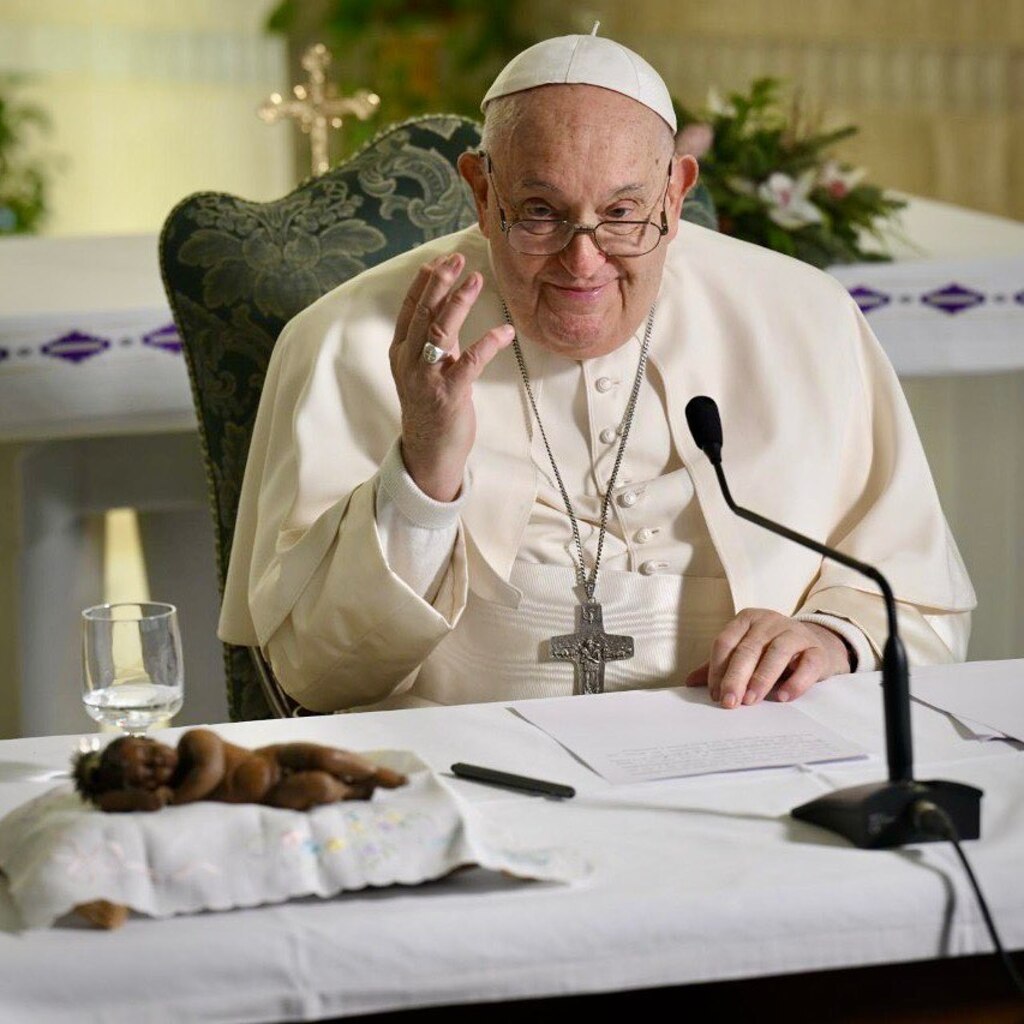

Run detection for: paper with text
[[514, 687, 867, 784]]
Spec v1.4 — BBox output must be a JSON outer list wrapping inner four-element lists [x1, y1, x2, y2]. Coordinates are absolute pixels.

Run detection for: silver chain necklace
[[503, 301, 656, 694]]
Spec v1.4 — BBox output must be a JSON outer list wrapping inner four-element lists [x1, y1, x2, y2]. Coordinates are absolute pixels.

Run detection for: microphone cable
[[912, 799, 1024, 1000]]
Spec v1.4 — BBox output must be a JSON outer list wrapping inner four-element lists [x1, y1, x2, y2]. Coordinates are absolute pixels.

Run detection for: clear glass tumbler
[[81, 602, 184, 736]]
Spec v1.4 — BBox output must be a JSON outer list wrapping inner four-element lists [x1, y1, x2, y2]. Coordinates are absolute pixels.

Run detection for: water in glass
[[81, 602, 184, 736]]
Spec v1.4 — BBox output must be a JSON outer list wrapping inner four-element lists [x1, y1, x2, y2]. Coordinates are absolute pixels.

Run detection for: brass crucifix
[[258, 43, 380, 176], [550, 601, 634, 696]]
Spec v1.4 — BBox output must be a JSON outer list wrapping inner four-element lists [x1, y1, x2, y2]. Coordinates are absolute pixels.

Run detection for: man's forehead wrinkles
[[516, 177, 561, 193], [510, 177, 652, 200]]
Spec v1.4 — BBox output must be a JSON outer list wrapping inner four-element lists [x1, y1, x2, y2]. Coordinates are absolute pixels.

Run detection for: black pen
[[450, 762, 576, 799]]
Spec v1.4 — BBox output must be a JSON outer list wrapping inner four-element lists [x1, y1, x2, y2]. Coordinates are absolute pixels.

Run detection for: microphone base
[[792, 779, 982, 849]]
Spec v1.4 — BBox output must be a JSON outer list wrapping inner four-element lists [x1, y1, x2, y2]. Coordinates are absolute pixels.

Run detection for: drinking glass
[[81, 602, 184, 736]]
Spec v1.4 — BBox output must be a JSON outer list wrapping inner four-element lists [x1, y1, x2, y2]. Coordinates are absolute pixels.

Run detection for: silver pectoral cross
[[550, 601, 634, 695]]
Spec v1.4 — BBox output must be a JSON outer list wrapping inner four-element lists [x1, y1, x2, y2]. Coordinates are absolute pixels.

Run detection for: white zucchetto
[[481, 27, 677, 133]]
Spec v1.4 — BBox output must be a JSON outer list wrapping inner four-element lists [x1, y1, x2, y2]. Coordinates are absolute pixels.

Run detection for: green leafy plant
[[0, 75, 53, 235], [674, 78, 905, 268], [266, 0, 532, 157]]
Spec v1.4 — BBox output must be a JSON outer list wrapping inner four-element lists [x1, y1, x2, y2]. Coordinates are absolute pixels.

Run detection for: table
[[0, 661, 1021, 1022]]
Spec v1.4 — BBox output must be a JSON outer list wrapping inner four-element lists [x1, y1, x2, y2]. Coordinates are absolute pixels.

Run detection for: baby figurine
[[73, 729, 406, 813]]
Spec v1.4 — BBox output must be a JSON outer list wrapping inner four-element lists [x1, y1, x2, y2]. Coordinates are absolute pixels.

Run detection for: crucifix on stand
[[258, 43, 380, 177]]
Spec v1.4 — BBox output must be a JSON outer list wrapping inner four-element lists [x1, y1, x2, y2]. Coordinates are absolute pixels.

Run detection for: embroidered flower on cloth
[[0, 751, 589, 929]]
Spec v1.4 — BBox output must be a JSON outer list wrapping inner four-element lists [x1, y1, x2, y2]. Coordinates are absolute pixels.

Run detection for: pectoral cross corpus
[[550, 600, 634, 696]]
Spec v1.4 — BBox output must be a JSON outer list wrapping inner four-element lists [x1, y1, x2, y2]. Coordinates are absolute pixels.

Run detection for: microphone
[[685, 395, 981, 849]]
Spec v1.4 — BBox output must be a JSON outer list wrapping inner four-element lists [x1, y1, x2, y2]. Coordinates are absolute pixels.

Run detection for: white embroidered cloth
[[0, 751, 587, 929]]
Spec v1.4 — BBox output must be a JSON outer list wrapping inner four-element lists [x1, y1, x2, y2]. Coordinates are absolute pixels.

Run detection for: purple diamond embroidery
[[0, 347, 8, 364], [921, 283, 985, 315], [41, 330, 110, 363], [848, 286, 891, 314], [142, 323, 182, 355], [1014, 290, 1024, 306]]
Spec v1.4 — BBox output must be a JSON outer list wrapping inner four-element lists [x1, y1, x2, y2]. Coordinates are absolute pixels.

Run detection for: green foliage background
[[266, 0, 533, 160], [675, 78, 905, 268], [0, 76, 53, 235]]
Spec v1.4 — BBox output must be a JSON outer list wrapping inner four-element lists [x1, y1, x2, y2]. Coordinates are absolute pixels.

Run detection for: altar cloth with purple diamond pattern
[[0, 233, 194, 442], [829, 253, 1024, 377], [2, 231, 1022, 446]]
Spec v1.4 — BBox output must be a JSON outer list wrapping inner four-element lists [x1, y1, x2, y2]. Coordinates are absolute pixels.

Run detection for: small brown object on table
[[69, 729, 407, 928], [74, 900, 130, 930]]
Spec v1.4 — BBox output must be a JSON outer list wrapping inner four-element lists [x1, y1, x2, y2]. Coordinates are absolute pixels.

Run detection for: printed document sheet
[[514, 687, 867, 785]]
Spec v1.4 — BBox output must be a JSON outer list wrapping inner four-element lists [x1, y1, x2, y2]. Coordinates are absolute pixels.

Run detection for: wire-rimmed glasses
[[483, 152, 671, 258]]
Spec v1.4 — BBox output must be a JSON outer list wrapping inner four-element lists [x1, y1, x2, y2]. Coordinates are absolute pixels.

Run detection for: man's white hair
[[480, 95, 521, 157], [480, 90, 675, 160]]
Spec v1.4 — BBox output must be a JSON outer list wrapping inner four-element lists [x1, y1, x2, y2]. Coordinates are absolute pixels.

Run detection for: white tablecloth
[[0, 661, 1021, 1021]]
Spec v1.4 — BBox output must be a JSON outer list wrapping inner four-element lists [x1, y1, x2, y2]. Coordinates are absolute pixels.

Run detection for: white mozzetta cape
[[219, 223, 975, 712]]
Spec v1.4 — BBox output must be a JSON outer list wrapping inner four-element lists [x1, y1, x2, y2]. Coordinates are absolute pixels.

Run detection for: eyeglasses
[[483, 153, 671, 258]]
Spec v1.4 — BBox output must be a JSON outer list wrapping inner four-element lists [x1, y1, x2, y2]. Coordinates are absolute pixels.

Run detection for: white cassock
[[218, 222, 975, 712]]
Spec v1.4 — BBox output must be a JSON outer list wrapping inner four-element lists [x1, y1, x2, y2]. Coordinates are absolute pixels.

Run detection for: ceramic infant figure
[[73, 729, 406, 813]]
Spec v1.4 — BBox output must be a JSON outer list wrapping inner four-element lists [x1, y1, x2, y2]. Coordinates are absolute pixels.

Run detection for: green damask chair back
[[159, 113, 718, 721]]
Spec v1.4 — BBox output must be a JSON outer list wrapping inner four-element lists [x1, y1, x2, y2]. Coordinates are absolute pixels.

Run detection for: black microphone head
[[685, 395, 723, 463]]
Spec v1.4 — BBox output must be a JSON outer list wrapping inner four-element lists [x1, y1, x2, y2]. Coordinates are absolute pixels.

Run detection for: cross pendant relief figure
[[550, 601, 634, 695]]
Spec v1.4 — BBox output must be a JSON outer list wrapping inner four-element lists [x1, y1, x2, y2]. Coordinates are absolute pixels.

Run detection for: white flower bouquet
[[674, 79, 905, 268]]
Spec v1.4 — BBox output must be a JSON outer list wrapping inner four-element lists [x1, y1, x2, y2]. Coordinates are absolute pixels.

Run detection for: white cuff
[[377, 437, 469, 528], [375, 438, 466, 606], [795, 612, 878, 674]]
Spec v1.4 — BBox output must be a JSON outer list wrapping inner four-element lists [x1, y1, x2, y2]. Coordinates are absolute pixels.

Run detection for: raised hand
[[389, 252, 514, 501]]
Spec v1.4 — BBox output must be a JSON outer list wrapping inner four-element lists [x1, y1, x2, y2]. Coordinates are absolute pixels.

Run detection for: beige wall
[[0, 0, 294, 236], [527, 0, 1024, 219], [9, 0, 1018, 231], [0, 446, 20, 739]]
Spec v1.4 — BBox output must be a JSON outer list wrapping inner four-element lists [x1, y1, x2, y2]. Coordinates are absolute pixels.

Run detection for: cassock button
[[635, 527, 655, 543], [599, 427, 617, 444], [595, 376, 616, 393], [618, 490, 639, 508], [639, 560, 669, 575]]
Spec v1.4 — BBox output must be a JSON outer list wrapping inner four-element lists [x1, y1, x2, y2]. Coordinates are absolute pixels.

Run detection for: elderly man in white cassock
[[219, 31, 975, 714]]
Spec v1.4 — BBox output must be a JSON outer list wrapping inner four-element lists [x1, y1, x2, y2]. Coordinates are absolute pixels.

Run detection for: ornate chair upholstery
[[159, 114, 718, 721]]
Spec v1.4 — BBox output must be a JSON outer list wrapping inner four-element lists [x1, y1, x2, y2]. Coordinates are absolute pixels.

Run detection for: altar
[[1, 196, 1022, 738]]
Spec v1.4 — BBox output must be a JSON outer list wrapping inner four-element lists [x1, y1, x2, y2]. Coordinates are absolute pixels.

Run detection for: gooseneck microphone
[[685, 395, 982, 849]]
